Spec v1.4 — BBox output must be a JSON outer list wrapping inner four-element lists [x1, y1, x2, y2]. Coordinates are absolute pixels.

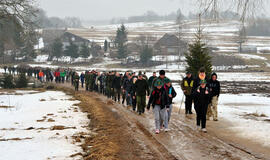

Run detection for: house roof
[[154, 33, 186, 48], [42, 29, 90, 46], [60, 32, 90, 43]]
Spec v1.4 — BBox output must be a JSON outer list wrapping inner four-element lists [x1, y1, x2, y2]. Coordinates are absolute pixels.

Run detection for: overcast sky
[[36, 0, 270, 20]]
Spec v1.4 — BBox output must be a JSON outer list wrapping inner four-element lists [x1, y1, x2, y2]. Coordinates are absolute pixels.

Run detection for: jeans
[[125, 91, 132, 106]]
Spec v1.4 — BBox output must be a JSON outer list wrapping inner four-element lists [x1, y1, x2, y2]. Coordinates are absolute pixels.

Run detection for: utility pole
[[178, 24, 182, 69]]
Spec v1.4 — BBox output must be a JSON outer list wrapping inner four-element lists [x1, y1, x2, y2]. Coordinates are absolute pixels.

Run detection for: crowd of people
[[2, 65, 220, 134]]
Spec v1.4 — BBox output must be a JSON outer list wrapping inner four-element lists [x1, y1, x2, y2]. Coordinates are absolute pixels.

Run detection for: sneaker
[[196, 126, 200, 131], [160, 124, 164, 130], [155, 129, 160, 134], [201, 128, 207, 133], [165, 128, 170, 132], [213, 118, 218, 121]]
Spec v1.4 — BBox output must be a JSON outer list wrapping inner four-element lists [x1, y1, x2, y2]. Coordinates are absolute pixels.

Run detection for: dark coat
[[112, 76, 121, 89], [194, 86, 211, 107], [123, 78, 133, 94], [147, 87, 169, 110], [134, 79, 149, 96], [209, 73, 220, 97]]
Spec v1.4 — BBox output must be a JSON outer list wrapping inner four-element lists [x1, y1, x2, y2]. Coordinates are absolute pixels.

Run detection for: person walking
[[123, 73, 133, 106], [147, 79, 169, 134], [80, 72, 85, 88], [112, 72, 121, 103], [207, 72, 220, 121], [74, 72, 80, 91], [134, 73, 150, 115], [148, 72, 157, 90], [181, 71, 194, 115], [164, 78, 177, 131], [193, 79, 210, 133]]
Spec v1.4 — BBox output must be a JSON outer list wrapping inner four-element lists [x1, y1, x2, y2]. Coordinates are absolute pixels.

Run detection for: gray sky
[[36, 0, 270, 20], [36, 0, 195, 20]]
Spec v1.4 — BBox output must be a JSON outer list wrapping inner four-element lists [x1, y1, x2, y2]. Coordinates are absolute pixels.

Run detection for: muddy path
[[56, 84, 269, 160]]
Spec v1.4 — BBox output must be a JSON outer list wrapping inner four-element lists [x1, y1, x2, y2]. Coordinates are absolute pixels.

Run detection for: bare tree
[[0, 0, 37, 28], [197, 0, 266, 23]]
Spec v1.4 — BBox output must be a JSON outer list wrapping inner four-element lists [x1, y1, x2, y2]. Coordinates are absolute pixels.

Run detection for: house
[[60, 32, 90, 50], [154, 33, 187, 56], [127, 42, 140, 55]]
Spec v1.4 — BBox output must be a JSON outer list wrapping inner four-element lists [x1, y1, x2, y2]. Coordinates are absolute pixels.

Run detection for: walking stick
[[178, 94, 184, 114]]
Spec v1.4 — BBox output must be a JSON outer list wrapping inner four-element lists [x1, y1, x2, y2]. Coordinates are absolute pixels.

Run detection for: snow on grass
[[152, 55, 185, 62], [218, 94, 270, 147], [237, 54, 267, 60], [0, 90, 89, 160], [34, 55, 49, 63]]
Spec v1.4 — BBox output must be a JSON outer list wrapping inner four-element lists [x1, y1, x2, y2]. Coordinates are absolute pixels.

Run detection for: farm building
[[154, 33, 187, 56]]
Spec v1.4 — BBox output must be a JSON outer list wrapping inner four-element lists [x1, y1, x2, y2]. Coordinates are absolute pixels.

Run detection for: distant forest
[[246, 18, 270, 37], [109, 9, 240, 24], [33, 8, 82, 28]]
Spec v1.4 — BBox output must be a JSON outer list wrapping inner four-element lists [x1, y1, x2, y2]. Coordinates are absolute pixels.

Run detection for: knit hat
[[159, 70, 165, 75], [200, 79, 207, 84], [164, 78, 171, 83], [186, 71, 191, 74], [154, 79, 164, 87]]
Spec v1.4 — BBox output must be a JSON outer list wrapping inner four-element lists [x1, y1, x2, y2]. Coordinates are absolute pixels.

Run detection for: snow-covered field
[[237, 54, 267, 61], [0, 90, 89, 160], [218, 94, 270, 147]]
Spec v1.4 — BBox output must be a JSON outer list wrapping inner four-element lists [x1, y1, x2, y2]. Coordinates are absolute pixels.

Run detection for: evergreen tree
[[15, 73, 28, 88], [115, 24, 128, 59], [51, 38, 63, 59], [140, 45, 153, 63], [104, 40, 108, 52], [80, 43, 90, 58], [185, 29, 212, 78], [2, 74, 15, 89]]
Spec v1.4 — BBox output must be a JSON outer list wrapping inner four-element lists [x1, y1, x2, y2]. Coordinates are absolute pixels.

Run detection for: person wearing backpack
[[147, 79, 169, 134], [164, 78, 177, 131]]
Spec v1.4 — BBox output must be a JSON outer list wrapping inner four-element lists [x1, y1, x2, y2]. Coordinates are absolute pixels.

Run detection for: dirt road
[[57, 84, 269, 160]]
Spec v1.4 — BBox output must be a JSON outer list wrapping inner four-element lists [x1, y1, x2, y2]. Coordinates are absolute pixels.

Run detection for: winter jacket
[[192, 76, 209, 97], [147, 87, 169, 110], [112, 76, 122, 89], [74, 75, 80, 83], [148, 76, 157, 88], [164, 85, 177, 104], [134, 78, 150, 96], [60, 72, 66, 77], [181, 76, 194, 96], [123, 78, 133, 94], [194, 86, 211, 107], [39, 71, 44, 77], [208, 73, 220, 98], [80, 73, 85, 82]]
